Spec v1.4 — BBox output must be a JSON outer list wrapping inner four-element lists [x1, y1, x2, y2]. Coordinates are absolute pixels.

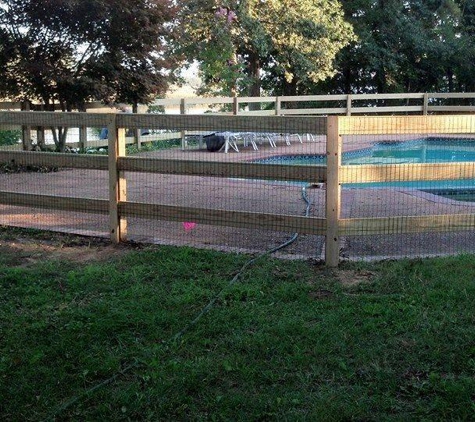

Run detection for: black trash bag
[[204, 133, 225, 152]]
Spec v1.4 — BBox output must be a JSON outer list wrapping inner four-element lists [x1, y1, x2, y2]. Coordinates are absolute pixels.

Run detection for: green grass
[[1, 234, 475, 420]]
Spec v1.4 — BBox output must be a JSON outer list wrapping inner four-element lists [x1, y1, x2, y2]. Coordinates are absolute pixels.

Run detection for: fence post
[[21, 101, 32, 150], [79, 124, 87, 150], [423, 93, 429, 115], [233, 96, 239, 115], [275, 96, 281, 116], [79, 104, 87, 151], [325, 116, 342, 267], [180, 98, 187, 150], [346, 95, 352, 116], [108, 114, 127, 243], [35, 104, 46, 150], [132, 103, 141, 149]]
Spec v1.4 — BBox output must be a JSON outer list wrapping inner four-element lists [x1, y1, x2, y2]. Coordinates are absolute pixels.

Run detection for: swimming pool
[[255, 137, 475, 197]]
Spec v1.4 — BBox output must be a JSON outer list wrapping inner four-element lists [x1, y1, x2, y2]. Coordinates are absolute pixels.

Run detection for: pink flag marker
[[182, 222, 197, 231]]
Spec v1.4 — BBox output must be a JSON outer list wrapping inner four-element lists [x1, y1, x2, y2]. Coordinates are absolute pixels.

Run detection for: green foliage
[[315, 0, 475, 94], [0, 0, 179, 109], [1, 232, 475, 420], [0, 129, 21, 146], [176, 0, 355, 97]]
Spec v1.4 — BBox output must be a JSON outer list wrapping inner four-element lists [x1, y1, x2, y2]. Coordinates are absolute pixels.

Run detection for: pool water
[[255, 137, 475, 199]]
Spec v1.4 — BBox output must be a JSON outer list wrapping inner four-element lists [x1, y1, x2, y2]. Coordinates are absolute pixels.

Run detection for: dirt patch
[[0, 231, 135, 268], [337, 269, 376, 287]]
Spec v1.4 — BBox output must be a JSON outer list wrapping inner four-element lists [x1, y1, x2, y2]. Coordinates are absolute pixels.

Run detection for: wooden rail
[[1, 112, 475, 266]]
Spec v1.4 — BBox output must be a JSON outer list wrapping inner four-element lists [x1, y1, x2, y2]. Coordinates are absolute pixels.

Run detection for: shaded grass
[[1, 239, 475, 420]]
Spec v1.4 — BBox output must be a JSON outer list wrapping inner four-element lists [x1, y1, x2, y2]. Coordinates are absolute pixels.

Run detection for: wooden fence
[[2, 92, 475, 151], [1, 111, 475, 266], [153, 92, 475, 115]]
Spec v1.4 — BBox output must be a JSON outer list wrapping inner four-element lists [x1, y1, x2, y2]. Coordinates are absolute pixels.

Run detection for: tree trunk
[[248, 51, 261, 111], [282, 79, 298, 109]]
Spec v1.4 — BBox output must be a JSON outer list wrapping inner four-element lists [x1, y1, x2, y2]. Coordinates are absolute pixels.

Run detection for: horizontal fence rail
[[0, 150, 108, 170], [120, 202, 326, 235], [118, 157, 326, 182], [1, 111, 475, 265], [116, 114, 327, 134], [0, 191, 109, 214]]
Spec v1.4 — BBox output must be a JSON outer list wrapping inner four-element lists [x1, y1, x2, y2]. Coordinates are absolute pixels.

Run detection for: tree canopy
[[175, 0, 355, 97], [0, 0, 179, 110], [315, 0, 475, 94]]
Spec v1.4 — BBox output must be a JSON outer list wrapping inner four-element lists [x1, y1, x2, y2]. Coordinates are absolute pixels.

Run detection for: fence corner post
[[325, 115, 342, 267], [108, 114, 127, 243]]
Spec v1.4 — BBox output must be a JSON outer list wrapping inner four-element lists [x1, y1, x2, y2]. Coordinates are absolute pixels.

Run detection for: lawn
[[1, 228, 475, 420]]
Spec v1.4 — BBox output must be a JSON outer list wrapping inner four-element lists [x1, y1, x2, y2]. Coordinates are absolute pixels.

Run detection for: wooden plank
[[238, 96, 275, 103], [0, 191, 108, 214], [339, 115, 475, 135], [427, 106, 475, 113], [325, 116, 341, 267], [351, 93, 425, 100], [116, 114, 328, 135], [280, 108, 347, 115], [279, 94, 348, 102], [120, 202, 326, 235], [185, 97, 234, 105], [350, 106, 423, 114], [237, 110, 275, 116], [151, 98, 182, 106], [118, 157, 327, 182], [429, 93, 475, 99], [0, 111, 111, 127], [339, 214, 475, 236], [0, 150, 108, 170], [340, 162, 475, 183]]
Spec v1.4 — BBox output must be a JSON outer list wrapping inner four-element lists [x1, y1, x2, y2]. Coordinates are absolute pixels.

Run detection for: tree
[[176, 0, 355, 99], [0, 0, 179, 150], [315, 0, 475, 95]]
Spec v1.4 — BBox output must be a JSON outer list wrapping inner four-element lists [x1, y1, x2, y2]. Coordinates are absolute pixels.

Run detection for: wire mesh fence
[[339, 115, 475, 260], [119, 114, 326, 259], [1, 111, 475, 264]]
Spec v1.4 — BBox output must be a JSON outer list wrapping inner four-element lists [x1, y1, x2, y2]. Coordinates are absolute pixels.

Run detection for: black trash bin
[[204, 133, 225, 152]]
